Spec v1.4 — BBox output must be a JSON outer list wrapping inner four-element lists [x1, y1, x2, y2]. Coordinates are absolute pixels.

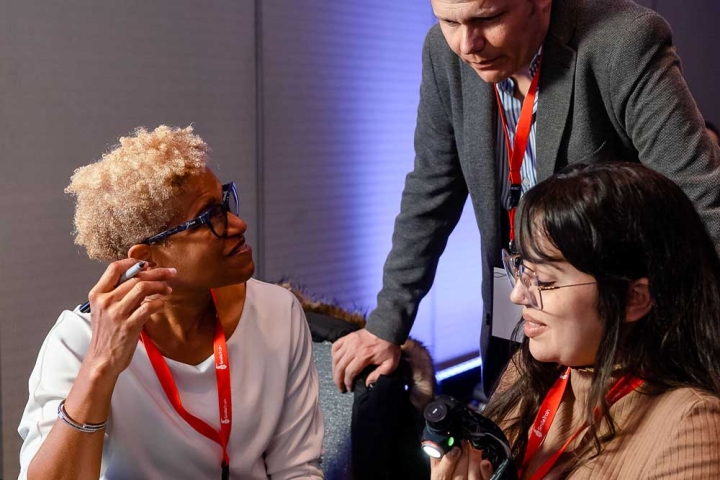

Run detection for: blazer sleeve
[[605, 11, 720, 251], [365, 27, 470, 345]]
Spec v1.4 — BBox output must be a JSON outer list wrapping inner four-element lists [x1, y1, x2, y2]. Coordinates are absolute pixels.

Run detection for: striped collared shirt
[[496, 48, 543, 211]]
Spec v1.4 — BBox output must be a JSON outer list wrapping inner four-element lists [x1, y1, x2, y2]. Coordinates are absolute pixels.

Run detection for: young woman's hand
[[430, 441, 495, 480]]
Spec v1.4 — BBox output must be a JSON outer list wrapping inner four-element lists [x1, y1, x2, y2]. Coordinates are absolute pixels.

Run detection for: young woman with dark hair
[[431, 162, 720, 479]]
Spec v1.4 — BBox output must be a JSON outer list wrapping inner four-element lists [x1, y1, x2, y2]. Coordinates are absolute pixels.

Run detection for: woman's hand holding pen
[[84, 258, 176, 379], [26, 260, 176, 479]]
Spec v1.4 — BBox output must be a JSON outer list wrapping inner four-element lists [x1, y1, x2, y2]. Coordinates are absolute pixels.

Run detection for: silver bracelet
[[57, 399, 107, 433]]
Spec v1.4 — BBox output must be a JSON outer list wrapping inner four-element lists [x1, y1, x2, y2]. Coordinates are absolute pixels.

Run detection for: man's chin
[[471, 67, 511, 85]]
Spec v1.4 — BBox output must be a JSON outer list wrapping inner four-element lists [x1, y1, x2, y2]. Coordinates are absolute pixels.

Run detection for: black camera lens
[[424, 401, 448, 425]]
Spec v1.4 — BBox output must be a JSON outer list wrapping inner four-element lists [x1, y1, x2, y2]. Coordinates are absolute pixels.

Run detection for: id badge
[[492, 268, 523, 341]]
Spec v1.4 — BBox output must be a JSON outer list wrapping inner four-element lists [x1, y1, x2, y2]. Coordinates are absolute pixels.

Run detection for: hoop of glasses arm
[[501, 248, 596, 310], [142, 182, 239, 245]]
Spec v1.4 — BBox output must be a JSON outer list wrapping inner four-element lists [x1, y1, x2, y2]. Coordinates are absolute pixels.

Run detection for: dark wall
[[655, 0, 720, 123]]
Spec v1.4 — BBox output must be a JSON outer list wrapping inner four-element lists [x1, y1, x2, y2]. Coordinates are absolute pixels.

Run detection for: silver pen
[[79, 261, 147, 313]]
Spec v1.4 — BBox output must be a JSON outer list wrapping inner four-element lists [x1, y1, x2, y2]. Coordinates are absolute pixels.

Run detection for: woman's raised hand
[[430, 441, 495, 480], [85, 258, 176, 378]]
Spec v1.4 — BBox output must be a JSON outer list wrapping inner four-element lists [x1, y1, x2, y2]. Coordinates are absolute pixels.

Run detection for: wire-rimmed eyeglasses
[[501, 248, 596, 310], [142, 182, 239, 245]]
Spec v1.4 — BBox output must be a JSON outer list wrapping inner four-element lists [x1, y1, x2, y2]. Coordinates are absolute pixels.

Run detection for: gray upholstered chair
[[280, 284, 435, 480]]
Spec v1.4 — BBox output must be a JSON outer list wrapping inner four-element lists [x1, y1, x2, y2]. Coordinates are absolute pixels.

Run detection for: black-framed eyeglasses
[[142, 182, 239, 245], [501, 248, 596, 310]]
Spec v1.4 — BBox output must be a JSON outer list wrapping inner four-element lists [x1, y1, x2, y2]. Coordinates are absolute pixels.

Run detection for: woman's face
[[151, 169, 255, 291], [509, 244, 603, 367]]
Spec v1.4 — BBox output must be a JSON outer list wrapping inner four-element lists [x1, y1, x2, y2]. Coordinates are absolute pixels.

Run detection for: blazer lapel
[[461, 62, 499, 206], [536, 0, 578, 182]]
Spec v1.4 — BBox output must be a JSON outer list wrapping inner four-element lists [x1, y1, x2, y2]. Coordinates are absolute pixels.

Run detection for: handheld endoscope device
[[421, 395, 518, 480]]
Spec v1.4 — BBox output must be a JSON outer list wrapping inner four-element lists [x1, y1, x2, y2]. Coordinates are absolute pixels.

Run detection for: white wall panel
[[0, 2, 256, 477], [260, 1, 438, 352], [259, 1, 489, 363]]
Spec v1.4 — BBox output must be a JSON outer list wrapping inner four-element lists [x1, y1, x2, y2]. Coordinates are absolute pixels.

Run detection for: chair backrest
[[312, 340, 355, 479], [307, 311, 434, 480], [279, 283, 436, 479]]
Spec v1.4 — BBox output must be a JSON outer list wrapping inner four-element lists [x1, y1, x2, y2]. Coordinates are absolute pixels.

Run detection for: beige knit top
[[514, 369, 720, 479]]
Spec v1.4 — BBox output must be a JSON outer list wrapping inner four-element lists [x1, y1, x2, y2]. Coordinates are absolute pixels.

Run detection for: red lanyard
[[494, 57, 542, 247], [141, 291, 232, 480], [519, 367, 643, 480]]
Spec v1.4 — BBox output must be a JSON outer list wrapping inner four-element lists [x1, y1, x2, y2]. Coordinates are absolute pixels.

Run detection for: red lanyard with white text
[[494, 57, 542, 250], [519, 367, 643, 480], [141, 291, 232, 480]]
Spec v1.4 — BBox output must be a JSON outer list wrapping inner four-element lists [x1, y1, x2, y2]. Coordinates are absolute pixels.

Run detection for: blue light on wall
[[262, 0, 484, 366]]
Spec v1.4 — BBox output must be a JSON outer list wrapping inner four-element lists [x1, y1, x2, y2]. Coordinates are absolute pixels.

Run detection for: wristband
[[57, 399, 107, 433]]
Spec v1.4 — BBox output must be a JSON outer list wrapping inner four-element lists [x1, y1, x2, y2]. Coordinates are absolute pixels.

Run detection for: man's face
[[431, 0, 551, 84]]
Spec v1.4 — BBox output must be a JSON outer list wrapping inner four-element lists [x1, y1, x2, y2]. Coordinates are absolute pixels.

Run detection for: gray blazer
[[365, 0, 720, 355]]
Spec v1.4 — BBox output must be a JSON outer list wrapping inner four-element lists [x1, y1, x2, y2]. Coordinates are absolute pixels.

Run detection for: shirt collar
[[528, 45, 543, 78], [497, 45, 544, 95]]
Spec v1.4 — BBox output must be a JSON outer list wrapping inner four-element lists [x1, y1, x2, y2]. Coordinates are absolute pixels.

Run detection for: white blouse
[[18, 278, 324, 479]]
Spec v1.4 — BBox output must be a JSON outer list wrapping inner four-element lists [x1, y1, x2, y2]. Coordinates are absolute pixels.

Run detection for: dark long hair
[[483, 162, 720, 468]]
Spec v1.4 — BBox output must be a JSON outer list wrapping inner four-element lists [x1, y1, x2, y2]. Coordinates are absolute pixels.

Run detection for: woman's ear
[[128, 244, 155, 267], [626, 278, 653, 323]]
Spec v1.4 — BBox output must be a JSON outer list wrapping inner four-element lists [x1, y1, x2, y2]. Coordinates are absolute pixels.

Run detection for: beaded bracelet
[[57, 400, 107, 433]]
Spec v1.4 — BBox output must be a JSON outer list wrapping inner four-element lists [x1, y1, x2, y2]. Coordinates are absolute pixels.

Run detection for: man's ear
[[128, 244, 155, 267], [626, 278, 653, 323], [536, 0, 552, 14]]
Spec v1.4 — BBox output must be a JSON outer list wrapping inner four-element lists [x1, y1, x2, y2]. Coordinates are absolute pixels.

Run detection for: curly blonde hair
[[65, 125, 209, 261]]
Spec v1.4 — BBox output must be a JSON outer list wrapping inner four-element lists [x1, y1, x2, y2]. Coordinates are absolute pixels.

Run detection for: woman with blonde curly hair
[[18, 125, 324, 480]]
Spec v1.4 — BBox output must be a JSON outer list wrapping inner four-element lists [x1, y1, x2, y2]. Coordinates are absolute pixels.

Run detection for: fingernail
[[447, 447, 461, 458], [169, 268, 177, 274]]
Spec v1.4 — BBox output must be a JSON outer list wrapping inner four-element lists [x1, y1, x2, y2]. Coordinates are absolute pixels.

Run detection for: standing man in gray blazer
[[332, 0, 720, 396]]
